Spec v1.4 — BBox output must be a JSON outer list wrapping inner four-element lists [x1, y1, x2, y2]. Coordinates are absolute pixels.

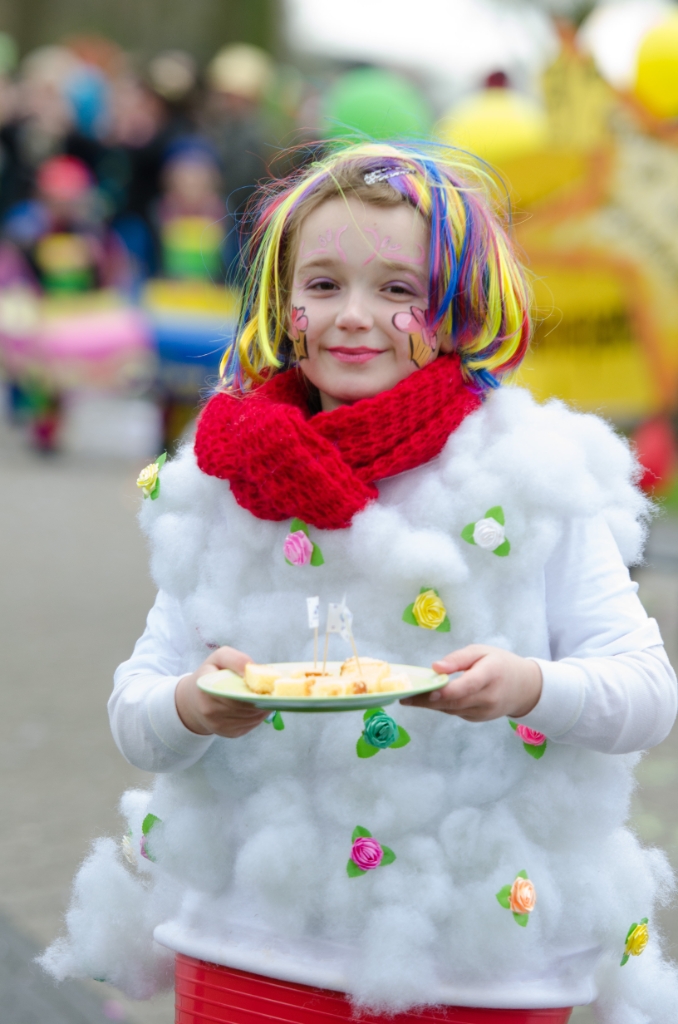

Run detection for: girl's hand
[[175, 646, 268, 738], [401, 645, 542, 722]]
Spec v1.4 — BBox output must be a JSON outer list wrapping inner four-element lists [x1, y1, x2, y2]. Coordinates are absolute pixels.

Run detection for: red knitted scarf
[[195, 355, 481, 530]]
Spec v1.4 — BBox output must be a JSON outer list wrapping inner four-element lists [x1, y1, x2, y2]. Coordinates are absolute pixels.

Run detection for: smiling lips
[[327, 346, 385, 364]]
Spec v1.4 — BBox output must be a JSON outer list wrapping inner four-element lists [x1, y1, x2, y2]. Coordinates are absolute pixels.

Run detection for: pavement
[[0, 416, 677, 1024]]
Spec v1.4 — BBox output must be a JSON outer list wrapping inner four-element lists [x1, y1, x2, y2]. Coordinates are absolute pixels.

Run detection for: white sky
[[282, 0, 559, 99]]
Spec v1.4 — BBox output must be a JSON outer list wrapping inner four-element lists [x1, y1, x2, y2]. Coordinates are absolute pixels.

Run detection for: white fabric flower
[[473, 517, 505, 550], [121, 832, 137, 867]]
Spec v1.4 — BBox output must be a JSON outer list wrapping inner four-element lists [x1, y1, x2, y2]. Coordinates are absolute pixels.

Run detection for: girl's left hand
[[400, 645, 543, 722]]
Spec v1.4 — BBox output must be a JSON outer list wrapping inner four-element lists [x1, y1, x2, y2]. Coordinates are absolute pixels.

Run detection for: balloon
[[437, 88, 549, 166], [634, 12, 678, 119], [323, 68, 432, 140], [578, 0, 670, 90]]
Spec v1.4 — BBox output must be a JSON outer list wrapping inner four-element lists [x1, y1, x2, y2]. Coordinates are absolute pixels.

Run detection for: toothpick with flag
[[307, 595, 320, 669], [322, 596, 363, 677]]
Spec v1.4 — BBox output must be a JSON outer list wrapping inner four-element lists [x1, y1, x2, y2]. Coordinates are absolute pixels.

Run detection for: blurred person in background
[[0, 153, 132, 451], [0, 154, 129, 293], [200, 43, 278, 273], [102, 56, 199, 279], [0, 45, 109, 220], [155, 136, 226, 281]]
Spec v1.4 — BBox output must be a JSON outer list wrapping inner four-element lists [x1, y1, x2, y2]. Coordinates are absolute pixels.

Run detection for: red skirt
[[175, 954, 573, 1024]]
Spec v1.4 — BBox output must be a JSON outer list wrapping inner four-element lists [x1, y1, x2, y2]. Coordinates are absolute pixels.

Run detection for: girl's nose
[[335, 291, 373, 332]]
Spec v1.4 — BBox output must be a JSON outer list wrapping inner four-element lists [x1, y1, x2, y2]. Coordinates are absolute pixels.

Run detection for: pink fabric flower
[[290, 305, 308, 338], [283, 529, 313, 566], [516, 724, 546, 746], [350, 836, 384, 871], [392, 306, 437, 349]]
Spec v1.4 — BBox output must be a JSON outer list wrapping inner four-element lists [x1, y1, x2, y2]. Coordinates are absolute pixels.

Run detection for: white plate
[[197, 661, 449, 712]]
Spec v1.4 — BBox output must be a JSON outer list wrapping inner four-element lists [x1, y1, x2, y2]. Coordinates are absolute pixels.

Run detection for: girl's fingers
[[403, 663, 492, 710], [201, 646, 253, 677], [432, 645, 490, 676]]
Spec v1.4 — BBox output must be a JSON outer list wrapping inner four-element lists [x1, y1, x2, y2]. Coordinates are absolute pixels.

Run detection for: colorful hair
[[220, 140, 531, 393]]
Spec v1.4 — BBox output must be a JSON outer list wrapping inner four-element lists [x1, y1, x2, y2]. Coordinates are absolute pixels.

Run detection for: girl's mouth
[[327, 346, 385, 364]]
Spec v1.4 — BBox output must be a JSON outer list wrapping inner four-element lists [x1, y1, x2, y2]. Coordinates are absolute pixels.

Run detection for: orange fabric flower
[[509, 876, 536, 914]]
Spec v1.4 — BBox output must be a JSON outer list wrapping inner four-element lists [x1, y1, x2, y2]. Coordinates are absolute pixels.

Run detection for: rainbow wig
[[221, 140, 531, 393]]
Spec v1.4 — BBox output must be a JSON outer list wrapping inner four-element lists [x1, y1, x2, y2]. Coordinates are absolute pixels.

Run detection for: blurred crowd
[[0, 35, 294, 289], [0, 35, 308, 452]]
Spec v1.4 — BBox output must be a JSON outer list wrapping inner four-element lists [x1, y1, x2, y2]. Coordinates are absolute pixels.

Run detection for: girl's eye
[[384, 282, 417, 296], [306, 278, 338, 292]]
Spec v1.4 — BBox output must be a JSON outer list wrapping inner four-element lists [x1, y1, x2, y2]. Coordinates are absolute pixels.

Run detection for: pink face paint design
[[289, 305, 309, 361], [334, 224, 348, 263], [392, 306, 438, 368], [362, 227, 425, 266], [299, 227, 349, 263]]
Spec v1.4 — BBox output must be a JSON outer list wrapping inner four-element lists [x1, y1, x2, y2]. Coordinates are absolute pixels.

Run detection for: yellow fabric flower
[[412, 589, 447, 630], [625, 922, 649, 958], [137, 461, 160, 498]]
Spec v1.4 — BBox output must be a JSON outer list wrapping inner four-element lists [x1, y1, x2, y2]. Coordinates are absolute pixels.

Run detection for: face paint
[[392, 306, 438, 368], [289, 305, 309, 361], [299, 227, 348, 264], [362, 228, 425, 267]]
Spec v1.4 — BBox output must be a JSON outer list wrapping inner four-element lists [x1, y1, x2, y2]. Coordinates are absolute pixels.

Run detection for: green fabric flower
[[357, 708, 410, 758]]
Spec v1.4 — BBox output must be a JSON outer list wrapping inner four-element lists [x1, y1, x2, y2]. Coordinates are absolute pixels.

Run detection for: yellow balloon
[[634, 12, 678, 119], [437, 89, 549, 166]]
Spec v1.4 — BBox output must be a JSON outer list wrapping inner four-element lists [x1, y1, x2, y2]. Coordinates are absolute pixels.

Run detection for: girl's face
[[290, 196, 450, 411]]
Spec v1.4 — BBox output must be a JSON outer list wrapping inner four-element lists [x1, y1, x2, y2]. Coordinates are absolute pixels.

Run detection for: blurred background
[[1, 0, 678, 1021]]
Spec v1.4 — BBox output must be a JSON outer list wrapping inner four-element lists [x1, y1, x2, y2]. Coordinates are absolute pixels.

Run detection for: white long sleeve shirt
[[109, 515, 677, 774]]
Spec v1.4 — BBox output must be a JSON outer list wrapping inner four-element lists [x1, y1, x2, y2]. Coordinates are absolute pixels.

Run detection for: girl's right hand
[[175, 647, 268, 738]]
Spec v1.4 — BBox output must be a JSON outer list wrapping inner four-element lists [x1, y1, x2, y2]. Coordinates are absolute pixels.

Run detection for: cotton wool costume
[[40, 143, 678, 1022]]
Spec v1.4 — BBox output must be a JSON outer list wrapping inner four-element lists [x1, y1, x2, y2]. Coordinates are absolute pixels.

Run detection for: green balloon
[[324, 68, 432, 141]]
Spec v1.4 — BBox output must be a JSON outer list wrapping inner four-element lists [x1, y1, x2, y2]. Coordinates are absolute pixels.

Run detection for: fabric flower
[[283, 518, 324, 567], [462, 506, 511, 557], [496, 870, 536, 926], [120, 832, 136, 866], [473, 518, 505, 550], [403, 587, 450, 631], [509, 876, 537, 914], [136, 452, 167, 501], [283, 530, 313, 566], [365, 712, 399, 748], [516, 725, 546, 746], [413, 589, 446, 628], [346, 826, 396, 877], [509, 720, 547, 759], [351, 837, 384, 871], [357, 708, 410, 757], [621, 918, 649, 965], [140, 812, 161, 863]]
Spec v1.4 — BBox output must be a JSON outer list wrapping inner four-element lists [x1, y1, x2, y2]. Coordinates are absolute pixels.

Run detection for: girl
[[43, 142, 678, 1023]]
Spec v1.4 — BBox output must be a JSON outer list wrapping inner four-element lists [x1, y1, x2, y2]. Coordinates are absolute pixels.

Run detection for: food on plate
[[243, 663, 279, 694], [243, 658, 410, 698]]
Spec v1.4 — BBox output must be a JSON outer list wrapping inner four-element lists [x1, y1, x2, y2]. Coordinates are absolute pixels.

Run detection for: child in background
[[155, 137, 226, 281], [42, 142, 678, 1023]]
